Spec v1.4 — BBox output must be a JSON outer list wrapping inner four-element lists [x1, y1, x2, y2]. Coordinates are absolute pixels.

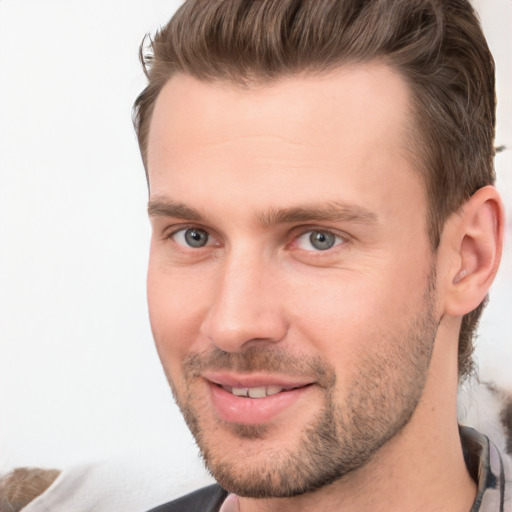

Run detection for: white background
[[0, 0, 511, 474]]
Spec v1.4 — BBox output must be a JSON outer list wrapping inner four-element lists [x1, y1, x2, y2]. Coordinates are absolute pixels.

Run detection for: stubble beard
[[167, 273, 439, 498]]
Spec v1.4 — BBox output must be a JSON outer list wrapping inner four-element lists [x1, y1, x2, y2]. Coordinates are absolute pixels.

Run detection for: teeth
[[232, 387, 248, 397], [224, 385, 287, 398], [265, 385, 283, 396], [248, 387, 267, 398]]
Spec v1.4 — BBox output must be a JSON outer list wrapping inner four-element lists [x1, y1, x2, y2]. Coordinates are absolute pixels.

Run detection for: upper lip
[[202, 371, 315, 389]]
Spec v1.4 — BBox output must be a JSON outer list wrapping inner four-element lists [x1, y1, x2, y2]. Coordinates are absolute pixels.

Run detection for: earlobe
[[444, 186, 505, 317]]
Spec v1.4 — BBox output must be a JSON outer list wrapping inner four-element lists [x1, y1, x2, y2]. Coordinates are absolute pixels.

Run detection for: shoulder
[[147, 483, 228, 512]]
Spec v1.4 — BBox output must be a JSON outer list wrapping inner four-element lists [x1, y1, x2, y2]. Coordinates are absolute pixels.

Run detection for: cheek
[[146, 257, 213, 370], [287, 266, 394, 327], [287, 261, 431, 368], [288, 282, 384, 375]]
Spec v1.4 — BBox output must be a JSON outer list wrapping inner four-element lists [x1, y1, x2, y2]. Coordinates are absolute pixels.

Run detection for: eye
[[295, 230, 344, 251], [172, 227, 211, 248]]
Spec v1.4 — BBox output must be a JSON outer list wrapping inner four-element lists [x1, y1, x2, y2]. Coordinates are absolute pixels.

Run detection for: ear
[[442, 186, 505, 317]]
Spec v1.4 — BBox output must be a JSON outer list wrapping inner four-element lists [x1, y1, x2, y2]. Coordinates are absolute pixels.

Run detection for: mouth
[[219, 384, 308, 398], [202, 373, 316, 425]]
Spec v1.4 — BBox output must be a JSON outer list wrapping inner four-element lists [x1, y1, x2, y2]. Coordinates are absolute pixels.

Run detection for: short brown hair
[[133, 0, 496, 379]]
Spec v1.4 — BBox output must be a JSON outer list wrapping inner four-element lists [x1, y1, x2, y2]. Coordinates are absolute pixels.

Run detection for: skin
[[145, 63, 503, 511]]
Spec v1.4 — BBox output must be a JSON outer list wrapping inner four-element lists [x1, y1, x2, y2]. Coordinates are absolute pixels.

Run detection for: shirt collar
[[461, 426, 507, 512]]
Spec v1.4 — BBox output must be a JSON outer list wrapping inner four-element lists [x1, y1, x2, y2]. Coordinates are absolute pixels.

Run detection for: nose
[[199, 250, 288, 352]]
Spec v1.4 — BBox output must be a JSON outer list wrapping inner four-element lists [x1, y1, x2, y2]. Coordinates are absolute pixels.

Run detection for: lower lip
[[207, 382, 313, 425]]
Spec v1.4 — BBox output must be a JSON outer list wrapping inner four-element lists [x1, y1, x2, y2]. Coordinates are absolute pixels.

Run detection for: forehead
[[146, 63, 424, 222], [148, 63, 412, 155]]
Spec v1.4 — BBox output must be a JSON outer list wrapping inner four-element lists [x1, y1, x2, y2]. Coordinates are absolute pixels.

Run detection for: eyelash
[[163, 225, 349, 254], [165, 224, 216, 245], [292, 229, 347, 252]]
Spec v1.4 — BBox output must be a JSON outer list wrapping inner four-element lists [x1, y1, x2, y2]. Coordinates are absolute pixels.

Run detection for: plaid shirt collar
[[461, 426, 509, 512]]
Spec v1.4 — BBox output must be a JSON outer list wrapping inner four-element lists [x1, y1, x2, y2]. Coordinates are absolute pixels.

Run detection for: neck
[[240, 320, 476, 512]]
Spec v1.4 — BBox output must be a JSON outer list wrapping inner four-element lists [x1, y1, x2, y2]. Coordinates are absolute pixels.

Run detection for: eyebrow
[[148, 198, 204, 221], [148, 197, 378, 227], [258, 203, 378, 227]]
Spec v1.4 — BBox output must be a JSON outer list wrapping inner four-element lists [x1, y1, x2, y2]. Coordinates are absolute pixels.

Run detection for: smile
[[221, 385, 301, 398], [203, 374, 316, 425]]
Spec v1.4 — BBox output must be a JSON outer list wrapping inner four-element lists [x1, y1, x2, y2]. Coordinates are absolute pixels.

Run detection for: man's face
[[146, 64, 440, 497]]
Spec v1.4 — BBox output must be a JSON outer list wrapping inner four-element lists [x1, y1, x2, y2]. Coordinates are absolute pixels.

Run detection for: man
[[133, 0, 510, 510]]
